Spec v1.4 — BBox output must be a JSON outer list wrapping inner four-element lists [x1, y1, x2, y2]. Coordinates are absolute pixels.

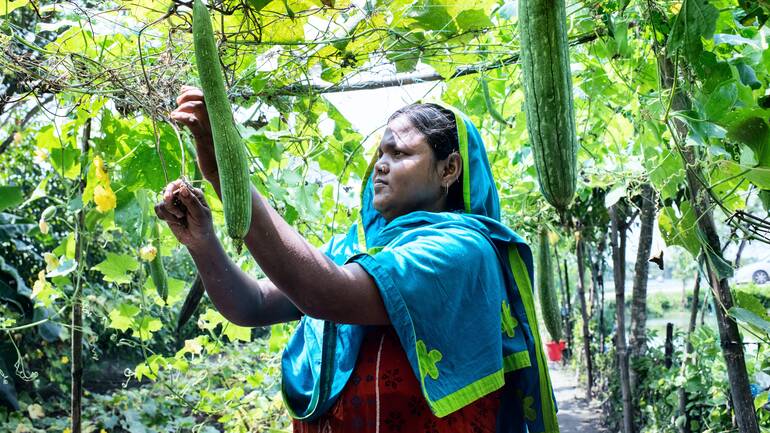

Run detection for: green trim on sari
[[508, 247, 560, 433]]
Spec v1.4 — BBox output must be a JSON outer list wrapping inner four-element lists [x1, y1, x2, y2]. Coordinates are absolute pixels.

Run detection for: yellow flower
[[60, 355, 69, 365], [27, 403, 44, 419], [63, 428, 72, 433], [547, 231, 559, 245], [43, 253, 60, 272], [183, 338, 203, 355], [94, 184, 116, 213], [94, 155, 110, 183], [139, 245, 157, 262], [38, 218, 49, 235], [34, 148, 49, 164], [32, 270, 48, 298]]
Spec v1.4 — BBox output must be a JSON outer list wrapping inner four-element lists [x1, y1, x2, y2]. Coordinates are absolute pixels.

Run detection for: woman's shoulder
[[382, 220, 499, 265]]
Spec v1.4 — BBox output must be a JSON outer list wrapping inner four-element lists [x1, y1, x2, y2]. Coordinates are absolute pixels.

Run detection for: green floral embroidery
[[501, 300, 519, 338], [514, 389, 537, 422], [416, 339, 443, 380], [523, 395, 537, 421]]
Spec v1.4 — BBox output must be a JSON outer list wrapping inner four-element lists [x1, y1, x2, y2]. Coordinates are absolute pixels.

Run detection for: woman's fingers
[[177, 185, 210, 222], [173, 100, 205, 113], [162, 181, 187, 219], [176, 87, 204, 105], [154, 202, 185, 226]]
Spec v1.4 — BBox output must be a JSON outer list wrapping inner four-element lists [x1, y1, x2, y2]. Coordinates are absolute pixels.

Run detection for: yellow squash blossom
[[94, 155, 110, 183], [139, 245, 157, 262], [38, 217, 49, 235], [34, 148, 49, 164], [32, 270, 48, 298], [94, 184, 117, 213], [43, 253, 59, 272]]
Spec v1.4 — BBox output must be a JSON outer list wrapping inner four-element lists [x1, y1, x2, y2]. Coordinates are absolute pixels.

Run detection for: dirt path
[[549, 362, 607, 433]]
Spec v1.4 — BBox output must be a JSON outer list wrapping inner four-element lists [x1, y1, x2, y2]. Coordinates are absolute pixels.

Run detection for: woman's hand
[[169, 85, 219, 182], [154, 179, 215, 252]]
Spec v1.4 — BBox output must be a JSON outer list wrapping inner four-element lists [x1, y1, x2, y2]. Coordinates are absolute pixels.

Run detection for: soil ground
[[549, 362, 607, 433]]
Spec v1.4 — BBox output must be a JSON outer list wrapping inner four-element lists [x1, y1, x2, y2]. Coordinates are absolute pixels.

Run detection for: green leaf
[[246, 0, 273, 11], [455, 9, 492, 32], [0, 0, 28, 16], [735, 63, 761, 90], [718, 161, 770, 190], [659, 202, 700, 256], [134, 316, 163, 341], [198, 308, 226, 331], [222, 322, 252, 343], [667, 0, 718, 62], [759, 190, 770, 211], [0, 186, 24, 212], [108, 303, 140, 332], [733, 291, 769, 321], [726, 114, 770, 166], [756, 392, 769, 411], [406, 0, 457, 34], [46, 259, 77, 278], [701, 244, 733, 280], [728, 307, 770, 335], [92, 253, 139, 284]]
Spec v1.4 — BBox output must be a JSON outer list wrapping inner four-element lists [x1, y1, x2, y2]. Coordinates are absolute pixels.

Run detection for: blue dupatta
[[281, 106, 559, 433]]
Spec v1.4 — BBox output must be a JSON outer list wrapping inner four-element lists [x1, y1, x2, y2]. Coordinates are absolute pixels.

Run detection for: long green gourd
[[538, 229, 563, 342], [149, 220, 168, 303], [192, 0, 252, 242], [518, 0, 577, 211]]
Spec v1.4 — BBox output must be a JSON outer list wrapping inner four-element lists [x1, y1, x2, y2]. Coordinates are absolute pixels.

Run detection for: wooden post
[[71, 118, 91, 433], [664, 323, 674, 369], [563, 259, 573, 361], [678, 269, 702, 433], [610, 204, 634, 433], [576, 239, 593, 400]]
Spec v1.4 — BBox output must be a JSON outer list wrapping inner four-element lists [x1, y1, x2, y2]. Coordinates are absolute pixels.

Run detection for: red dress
[[293, 326, 502, 433]]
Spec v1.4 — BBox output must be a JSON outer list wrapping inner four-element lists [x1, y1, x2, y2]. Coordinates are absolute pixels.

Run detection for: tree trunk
[[629, 183, 655, 394], [678, 269, 702, 433], [71, 119, 91, 433], [657, 51, 760, 433], [610, 205, 634, 433], [576, 239, 593, 400]]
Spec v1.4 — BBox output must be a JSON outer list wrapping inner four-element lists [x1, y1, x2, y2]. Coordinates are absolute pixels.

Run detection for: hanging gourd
[[192, 0, 252, 243], [538, 229, 563, 342], [518, 0, 578, 211]]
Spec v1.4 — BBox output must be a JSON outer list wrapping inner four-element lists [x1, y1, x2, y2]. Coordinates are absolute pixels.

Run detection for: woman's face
[[372, 115, 446, 221]]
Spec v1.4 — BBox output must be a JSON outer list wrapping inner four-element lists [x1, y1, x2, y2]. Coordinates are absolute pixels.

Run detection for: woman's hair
[[388, 103, 464, 211]]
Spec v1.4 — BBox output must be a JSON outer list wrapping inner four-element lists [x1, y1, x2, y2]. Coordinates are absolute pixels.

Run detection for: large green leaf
[[667, 0, 718, 62], [92, 253, 140, 284], [729, 307, 770, 336], [0, 186, 24, 212], [659, 202, 700, 257], [0, 0, 28, 16]]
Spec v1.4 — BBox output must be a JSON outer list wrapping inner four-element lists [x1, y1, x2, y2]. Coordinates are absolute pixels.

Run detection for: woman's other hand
[[154, 179, 215, 251], [169, 85, 219, 182]]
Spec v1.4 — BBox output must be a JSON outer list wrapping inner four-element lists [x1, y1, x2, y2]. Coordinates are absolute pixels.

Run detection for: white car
[[734, 259, 770, 285]]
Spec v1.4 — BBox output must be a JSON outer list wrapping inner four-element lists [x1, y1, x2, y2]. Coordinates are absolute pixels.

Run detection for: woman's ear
[[442, 152, 463, 185]]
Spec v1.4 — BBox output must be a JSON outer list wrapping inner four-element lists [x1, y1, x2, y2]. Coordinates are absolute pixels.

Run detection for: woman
[[158, 86, 559, 432]]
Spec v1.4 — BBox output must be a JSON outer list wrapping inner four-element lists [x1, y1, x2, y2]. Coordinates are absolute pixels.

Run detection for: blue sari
[[281, 105, 559, 433]]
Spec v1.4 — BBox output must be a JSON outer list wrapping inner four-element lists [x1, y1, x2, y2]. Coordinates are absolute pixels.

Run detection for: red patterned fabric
[[293, 326, 501, 433]]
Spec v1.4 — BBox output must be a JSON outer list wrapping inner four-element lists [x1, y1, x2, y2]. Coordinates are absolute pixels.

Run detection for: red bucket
[[545, 340, 566, 362]]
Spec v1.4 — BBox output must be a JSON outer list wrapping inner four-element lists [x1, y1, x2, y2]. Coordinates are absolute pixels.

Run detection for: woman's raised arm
[[167, 86, 389, 325]]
